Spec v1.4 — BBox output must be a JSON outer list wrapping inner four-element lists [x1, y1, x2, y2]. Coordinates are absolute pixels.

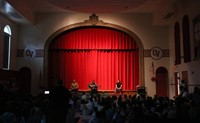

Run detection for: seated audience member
[[81, 92, 87, 102]]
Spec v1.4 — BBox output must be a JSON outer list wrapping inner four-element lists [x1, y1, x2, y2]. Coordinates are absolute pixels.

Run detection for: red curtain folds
[[48, 27, 139, 91]]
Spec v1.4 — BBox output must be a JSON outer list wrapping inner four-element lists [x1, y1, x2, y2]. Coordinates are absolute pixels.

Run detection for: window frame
[[3, 25, 11, 70]]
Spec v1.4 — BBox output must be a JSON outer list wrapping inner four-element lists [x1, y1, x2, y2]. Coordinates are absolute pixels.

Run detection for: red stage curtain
[[48, 27, 139, 91]]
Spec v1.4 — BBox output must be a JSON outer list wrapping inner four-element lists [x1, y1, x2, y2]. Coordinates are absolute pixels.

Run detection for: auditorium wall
[[0, 1, 200, 98], [15, 13, 170, 96]]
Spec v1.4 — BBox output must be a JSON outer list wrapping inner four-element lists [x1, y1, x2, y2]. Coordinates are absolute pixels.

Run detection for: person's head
[[194, 86, 199, 93], [73, 79, 76, 83]]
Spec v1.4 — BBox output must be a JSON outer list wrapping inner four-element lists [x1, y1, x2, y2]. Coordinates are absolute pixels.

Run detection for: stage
[[72, 90, 137, 99]]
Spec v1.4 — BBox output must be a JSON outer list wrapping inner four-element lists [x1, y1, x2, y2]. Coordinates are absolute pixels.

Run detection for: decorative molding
[[35, 49, 44, 57], [143, 49, 151, 57], [17, 49, 44, 57], [17, 48, 169, 59], [162, 49, 170, 57], [84, 13, 103, 25], [144, 48, 169, 59]]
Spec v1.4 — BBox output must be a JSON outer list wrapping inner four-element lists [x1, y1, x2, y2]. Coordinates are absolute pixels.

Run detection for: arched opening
[[174, 22, 181, 65], [3, 25, 11, 70], [44, 14, 144, 93], [156, 67, 168, 97], [182, 15, 191, 63], [18, 67, 31, 94]]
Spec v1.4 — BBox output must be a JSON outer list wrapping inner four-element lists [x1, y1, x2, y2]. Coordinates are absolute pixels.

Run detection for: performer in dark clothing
[[88, 80, 98, 96], [114, 79, 122, 94], [46, 79, 71, 123]]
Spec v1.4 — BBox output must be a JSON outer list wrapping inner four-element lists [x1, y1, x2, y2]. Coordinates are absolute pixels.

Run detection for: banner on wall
[[24, 47, 37, 60]]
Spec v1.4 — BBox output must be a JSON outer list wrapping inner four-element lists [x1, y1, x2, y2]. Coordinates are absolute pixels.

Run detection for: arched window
[[193, 15, 200, 60], [3, 25, 11, 69], [182, 15, 191, 63], [174, 22, 181, 65]]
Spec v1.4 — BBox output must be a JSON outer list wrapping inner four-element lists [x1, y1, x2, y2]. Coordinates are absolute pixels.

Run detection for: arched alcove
[[19, 67, 31, 94], [156, 66, 168, 97]]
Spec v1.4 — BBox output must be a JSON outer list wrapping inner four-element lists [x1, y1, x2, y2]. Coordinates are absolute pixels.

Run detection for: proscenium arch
[[44, 15, 144, 89]]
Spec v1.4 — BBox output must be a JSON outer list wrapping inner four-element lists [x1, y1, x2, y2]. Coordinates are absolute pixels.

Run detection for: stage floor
[[73, 90, 137, 99]]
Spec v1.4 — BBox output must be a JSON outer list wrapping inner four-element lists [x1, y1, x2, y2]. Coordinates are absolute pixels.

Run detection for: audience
[[0, 83, 200, 123]]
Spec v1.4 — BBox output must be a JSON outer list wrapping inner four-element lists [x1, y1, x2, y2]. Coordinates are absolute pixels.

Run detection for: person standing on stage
[[71, 79, 79, 94], [88, 80, 98, 96], [114, 79, 122, 94]]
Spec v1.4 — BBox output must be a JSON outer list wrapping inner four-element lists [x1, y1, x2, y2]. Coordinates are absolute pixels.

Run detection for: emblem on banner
[[24, 47, 36, 60], [150, 47, 162, 60]]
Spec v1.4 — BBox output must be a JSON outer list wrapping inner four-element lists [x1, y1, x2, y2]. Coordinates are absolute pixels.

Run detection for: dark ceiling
[[0, 0, 196, 25]]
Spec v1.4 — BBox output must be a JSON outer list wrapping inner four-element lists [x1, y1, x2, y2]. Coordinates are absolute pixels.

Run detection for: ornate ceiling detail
[[84, 13, 103, 26]]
